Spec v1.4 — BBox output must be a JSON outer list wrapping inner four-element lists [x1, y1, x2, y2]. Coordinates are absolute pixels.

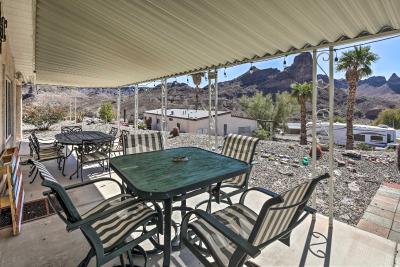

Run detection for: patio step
[[357, 182, 400, 242]]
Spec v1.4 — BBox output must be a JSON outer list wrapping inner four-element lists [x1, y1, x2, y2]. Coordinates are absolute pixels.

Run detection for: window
[[238, 126, 251, 135], [5, 79, 12, 140], [387, 134, 393, 143], [371, 135, 383, 142], [354, 134, 365, 142]]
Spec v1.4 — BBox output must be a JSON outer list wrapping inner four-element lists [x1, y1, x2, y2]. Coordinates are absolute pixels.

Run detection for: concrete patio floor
[[0, 142, 398, 266]]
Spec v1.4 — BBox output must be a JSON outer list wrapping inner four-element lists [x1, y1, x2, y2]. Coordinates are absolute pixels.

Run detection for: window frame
[[5, 78, 12, 142]]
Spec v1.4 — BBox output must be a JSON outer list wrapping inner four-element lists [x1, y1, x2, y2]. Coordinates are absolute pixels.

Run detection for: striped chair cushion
[[123, 132, 163, 155], [36, 148, 63, 160], [253, 181, 311, 246], [88, 196, 158, 253], [189, 204, 257, 266], [221, 134, 259, 186]]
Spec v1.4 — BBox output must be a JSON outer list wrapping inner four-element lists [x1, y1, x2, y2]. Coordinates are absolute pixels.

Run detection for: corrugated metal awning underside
[[28, 0, 400, 86]]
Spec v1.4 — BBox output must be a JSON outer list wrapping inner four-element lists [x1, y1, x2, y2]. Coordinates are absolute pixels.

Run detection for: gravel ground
[[26, 122, 400, 226]]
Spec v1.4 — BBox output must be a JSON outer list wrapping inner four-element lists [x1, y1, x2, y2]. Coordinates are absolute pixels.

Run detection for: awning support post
[[214, 69, 219, 148], [311, 49, 318, 220], [134, 84, 139, 130], [117, 87, 121, 130], [161, 79, 168, 144], [328, 46, 335, 227], [208, 70, 218, 150]]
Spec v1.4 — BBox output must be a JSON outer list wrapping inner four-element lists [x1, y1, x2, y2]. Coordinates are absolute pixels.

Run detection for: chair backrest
[[28, 135, 40, 155], [249, 174, 328, 247], [118, 129, 130, 147], [109, 127, 118, 138], [31, 160, 82, 223], [221, 134, 259, 187], [81, 138, 112, 156], [123, 132, 163, 155], [61, 125, 82, 133]]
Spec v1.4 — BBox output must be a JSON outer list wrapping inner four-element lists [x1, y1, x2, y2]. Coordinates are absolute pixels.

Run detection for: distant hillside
[[23, 52, 400, 122]]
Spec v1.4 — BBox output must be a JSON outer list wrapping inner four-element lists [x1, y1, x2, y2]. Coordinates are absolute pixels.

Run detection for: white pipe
[[311, 49, 318, 219], [328, 46, 335, 227], [208, 72, 212, 149], [214, 70, 218, 148], [74, 96, 77, 123], [134, 84, 139, 130], [117, 87, 121, 130]]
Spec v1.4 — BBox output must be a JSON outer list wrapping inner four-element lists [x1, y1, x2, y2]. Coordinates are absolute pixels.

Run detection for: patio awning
[[6, 0, 400, 87]]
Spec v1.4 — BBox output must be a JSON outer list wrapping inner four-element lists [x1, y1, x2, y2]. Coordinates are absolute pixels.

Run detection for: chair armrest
[[181, 209, 261, 258], [43, 178, 125, 196], [66, 197, 146, 231], [304, 205, 316, 214], [239, 187, 278, 205]]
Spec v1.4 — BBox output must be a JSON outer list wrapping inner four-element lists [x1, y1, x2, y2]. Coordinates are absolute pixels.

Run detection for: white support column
[[214, 69, 219, 149], [208, 70, 218, 150], [208, 72, 213, 149], [328, 46, 335, 227], [74, 96, 77, 123], [69, 98, 72, 121], [134, 84, 139, 130], [161, 79, 168, 143], [117, 87, 121, 130], [311, 49, 318, 219]]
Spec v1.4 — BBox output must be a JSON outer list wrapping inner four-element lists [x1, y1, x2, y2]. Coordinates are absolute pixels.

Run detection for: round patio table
[[55, 131, 115, 176], [55, 130, 114, 145]]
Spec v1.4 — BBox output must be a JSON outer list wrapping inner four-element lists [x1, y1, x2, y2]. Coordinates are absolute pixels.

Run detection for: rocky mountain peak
[[388, 73, 400, 93], [359, 76, 386, 87]]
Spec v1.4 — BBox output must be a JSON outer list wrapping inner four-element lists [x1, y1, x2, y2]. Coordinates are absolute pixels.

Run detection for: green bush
[[374, 108, 400, 129], [23, 104, 66, 130], [138, 121, 147, 130], [253, 128, 269, 140], [99, 102, 115, 123], [356, 142, 373, 151]]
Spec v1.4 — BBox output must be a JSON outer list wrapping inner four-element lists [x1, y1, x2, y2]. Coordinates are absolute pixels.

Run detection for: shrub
[[374, 108, 400, 129], [356, 142, 373, 151], [138, 121, 147, 130], [253, 128, 269, 140], [23, 104, 67, 130], [99, 102, 115, 123]]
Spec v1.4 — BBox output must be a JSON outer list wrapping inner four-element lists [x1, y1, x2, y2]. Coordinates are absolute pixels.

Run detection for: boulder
[[342, 151, 362, 160], [336, 159, 346, 167]]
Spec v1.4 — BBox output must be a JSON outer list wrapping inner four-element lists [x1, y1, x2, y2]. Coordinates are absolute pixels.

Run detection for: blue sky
[[147, 36, 399, 88]]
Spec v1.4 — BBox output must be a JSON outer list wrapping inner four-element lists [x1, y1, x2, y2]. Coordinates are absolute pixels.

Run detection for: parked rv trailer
[[307, 122, 397, 147]]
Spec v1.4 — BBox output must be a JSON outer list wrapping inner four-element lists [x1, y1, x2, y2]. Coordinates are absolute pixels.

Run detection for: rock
[[348, 181, 360, 192], [260, 153, 270, 158], [320, 144, 329, 151], [347, 166, 357, 173], [333, 169, 342, 176], [347, 159, 356, 165], [342, 151, 362, 160], [291, 163, 301, 168], [280, 160, 288, 165], [340, 214, 351, 221], [288, 145, 295, 150], [278, 169, 294, 176], [336, 159, 346, 167]]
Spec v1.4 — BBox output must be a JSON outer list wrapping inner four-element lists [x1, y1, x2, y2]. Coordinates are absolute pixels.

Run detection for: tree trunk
[[300, 98, 307, 145], [346, 71, 358, 150]]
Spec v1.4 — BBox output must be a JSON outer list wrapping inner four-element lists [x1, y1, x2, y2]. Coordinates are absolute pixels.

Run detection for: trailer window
[[354, 134, 365, 142], [371, 135, 383, 142], [387, 134, 393, 143]]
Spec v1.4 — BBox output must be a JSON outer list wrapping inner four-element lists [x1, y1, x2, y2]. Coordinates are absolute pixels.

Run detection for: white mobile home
[[309, 122, 397, 147], [144, 109, 257, 136]]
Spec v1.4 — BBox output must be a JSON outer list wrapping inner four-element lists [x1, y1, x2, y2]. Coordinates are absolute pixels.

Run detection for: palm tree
[[291, 82, 312, 145], [336, 46, 379, 150]]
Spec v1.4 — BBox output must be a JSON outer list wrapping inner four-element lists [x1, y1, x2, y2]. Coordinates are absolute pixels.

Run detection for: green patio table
[[110, 146, 251, 267]]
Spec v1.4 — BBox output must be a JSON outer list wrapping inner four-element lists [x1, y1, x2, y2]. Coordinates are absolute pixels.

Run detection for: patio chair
[[61, 125, 83, 133], [30, 160, 163, 267], [111, 129, 129, 157], [74, 138, 112, 181], [108, 126, 119, 138], [30, 131, 59, 156], [196, 134, 259, 211], [28, 135, 64, 184], [181, 173, 329, 267], [122, 131, 163, 155]]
